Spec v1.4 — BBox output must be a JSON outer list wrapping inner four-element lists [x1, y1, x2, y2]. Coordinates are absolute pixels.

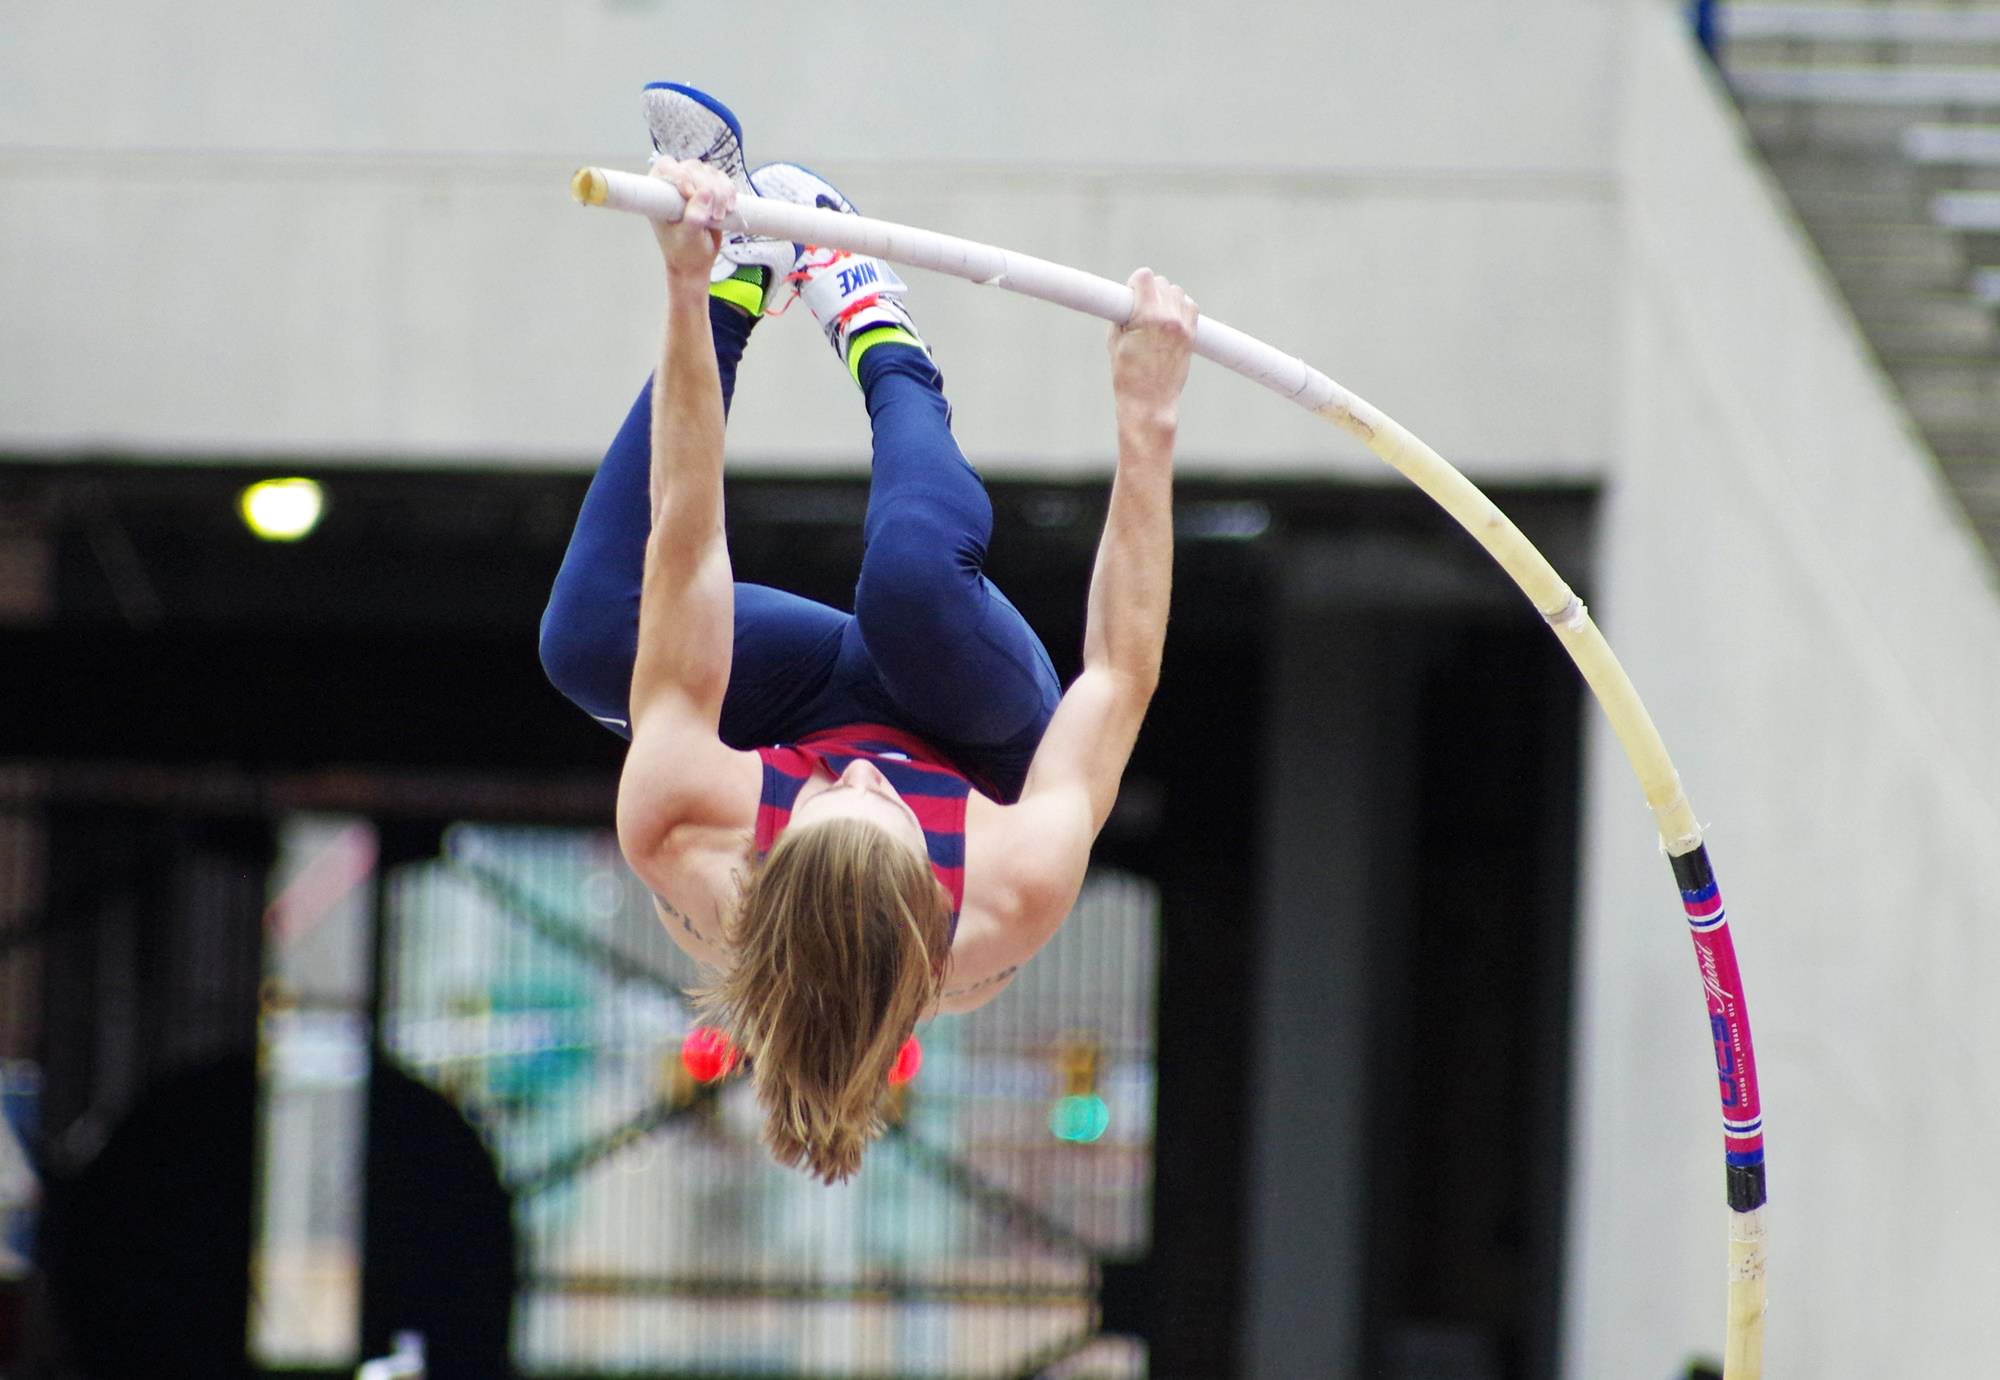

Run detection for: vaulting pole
[[571, 164, 1770, 1375]]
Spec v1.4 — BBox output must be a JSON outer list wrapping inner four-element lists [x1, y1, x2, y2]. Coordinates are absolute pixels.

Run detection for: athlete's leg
[[543, 82, 863, 740], [538, 297, 766, 735], [744, 161, 1062, 759], [538, 297, 861, 746], [849, 339, 1063, 751], [544, 287, 880, 756]]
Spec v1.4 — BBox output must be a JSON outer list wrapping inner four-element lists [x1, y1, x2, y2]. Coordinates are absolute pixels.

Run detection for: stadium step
[[1713, 5, 2000, 568], [1939, 458, 2000, 517], [1822, 248, 1969, 294], [1844, 292, 2000, 353], [1892, 361, 2000, 429]]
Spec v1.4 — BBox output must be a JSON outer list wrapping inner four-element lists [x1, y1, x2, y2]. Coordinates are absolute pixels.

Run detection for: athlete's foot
[[639, 81, 792, 315], [747, 162, 929, 379]]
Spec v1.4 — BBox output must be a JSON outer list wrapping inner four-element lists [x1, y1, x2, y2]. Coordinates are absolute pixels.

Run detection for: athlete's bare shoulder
[[942, 788, 1091, 1013], [954, 785, 1008, 878], [961, 787, 1089, 907], [617, 733, 761, 861], [616, 734, 762, 970]]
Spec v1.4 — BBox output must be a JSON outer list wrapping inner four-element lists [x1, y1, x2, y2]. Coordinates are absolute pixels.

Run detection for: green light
[[1049, 1093, 1110, 1144], [239, 478, 324, 542]]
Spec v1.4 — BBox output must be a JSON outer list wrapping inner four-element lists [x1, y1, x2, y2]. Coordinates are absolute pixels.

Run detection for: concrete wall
[[1, 0, 1615, 477], [1565, 6, 2000, 1376]]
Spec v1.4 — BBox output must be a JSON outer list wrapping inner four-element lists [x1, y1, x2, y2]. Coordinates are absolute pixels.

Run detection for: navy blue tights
[[539, 296, 1061, 801]]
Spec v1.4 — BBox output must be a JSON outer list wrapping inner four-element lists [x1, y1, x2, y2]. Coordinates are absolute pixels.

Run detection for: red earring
[[889, 1035, 923, 1086], [680, 1024, 739, 1083]]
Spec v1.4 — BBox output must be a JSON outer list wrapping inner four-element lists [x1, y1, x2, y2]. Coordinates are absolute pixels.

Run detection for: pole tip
[[570, 167, 609, 206]]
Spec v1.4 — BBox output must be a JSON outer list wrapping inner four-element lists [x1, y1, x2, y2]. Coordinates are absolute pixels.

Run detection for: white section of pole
[[572, 166, 1345, 413]]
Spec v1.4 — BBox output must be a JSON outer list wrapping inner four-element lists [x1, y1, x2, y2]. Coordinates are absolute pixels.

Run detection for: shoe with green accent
[[747, 161, 928, 378], [709, 264, 770, 316], [639, 81, 792, 313]]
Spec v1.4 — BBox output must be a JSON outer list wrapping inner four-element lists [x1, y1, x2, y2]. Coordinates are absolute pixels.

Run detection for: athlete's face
[[789, 758, 928, 860]]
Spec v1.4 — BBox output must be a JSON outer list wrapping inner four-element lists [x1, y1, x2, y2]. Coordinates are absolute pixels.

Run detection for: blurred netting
[[380, 823, 1157, 1377], [251, 816, 376, 1367]]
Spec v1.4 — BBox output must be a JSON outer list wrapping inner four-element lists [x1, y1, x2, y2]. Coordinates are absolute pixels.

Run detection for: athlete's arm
[[616, 162, 759, 888], [941, 270, 1197, 1009]]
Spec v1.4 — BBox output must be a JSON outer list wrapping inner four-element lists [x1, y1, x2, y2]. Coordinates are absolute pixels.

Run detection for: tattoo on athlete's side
[[656, 894, 713, 946], [943, 965, 1020, 999]]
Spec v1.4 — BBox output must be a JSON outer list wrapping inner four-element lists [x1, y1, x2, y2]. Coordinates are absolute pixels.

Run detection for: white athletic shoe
[[639, 81, 793, 304], [748, 161, 927, 374]]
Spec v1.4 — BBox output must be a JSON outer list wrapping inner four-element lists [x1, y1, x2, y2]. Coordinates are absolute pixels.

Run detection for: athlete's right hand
[[1109, 268, 1199, 430], [648, 158, 734, 279]]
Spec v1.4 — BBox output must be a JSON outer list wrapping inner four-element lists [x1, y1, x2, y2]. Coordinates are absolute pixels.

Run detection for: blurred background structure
[[3, 2, 1999, 1377]]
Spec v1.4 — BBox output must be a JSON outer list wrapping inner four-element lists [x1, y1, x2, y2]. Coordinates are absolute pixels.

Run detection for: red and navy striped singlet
[[753, 723, 972, 918]]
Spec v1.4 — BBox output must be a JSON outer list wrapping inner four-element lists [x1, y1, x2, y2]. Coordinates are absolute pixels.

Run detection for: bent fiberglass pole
[[570, 163, 1770, 1378]]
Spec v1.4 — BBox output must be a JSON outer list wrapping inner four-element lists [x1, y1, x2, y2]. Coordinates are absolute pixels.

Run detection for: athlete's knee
[[537, 589, 627, 719], [536, 599, 588, 698]]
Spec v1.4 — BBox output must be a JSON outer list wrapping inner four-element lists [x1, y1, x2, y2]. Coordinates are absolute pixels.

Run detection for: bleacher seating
[[1708, 1, 2000, 557]]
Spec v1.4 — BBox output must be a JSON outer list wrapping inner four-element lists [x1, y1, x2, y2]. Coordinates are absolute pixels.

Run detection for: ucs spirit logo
[[1710, 1012, 1741, 1108]]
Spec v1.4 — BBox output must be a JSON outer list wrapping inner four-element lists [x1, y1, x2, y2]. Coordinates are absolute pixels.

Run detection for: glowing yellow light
[[239, 478, 325, 542]]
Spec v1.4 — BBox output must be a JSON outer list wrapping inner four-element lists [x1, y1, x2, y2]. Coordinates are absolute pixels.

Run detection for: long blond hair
[[700, 816, 952, 1183]]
